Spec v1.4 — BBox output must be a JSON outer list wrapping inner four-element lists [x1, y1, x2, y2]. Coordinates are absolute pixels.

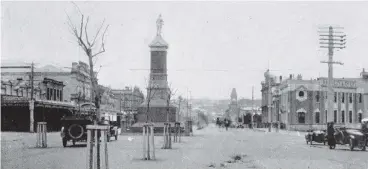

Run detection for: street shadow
[[67, 144, 87, 148], [130, 157, 166, 162]]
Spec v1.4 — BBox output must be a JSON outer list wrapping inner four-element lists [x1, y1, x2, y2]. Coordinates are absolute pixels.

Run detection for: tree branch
[[91, 19, 106, 47], [85, 16, 91, 47], [92, 25, 109, 58]]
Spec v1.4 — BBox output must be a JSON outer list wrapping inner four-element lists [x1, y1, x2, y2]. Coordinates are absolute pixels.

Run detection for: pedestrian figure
[[224, 119, 229, 131], [327, 122, 336, 149], [216, 118, 221, 129]]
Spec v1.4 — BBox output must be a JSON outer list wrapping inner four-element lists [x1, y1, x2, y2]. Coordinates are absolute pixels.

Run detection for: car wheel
[[323, 141, 326, 145], [349, 139, 354, 151], [62, 138, 67, 147], [362, 145, 366, 151]]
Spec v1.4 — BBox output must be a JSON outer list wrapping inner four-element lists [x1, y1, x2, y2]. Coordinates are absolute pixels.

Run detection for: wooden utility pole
[[319, 26, 346, 124], [252, 86, 254, 128]]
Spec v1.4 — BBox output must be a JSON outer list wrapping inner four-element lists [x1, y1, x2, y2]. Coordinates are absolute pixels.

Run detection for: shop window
[[349, 111, 352, 123], [298, 112, 305, 124], [315, 112, 320, 124]]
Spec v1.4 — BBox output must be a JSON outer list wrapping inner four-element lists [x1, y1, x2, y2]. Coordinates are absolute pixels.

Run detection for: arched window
[[298, 112, 305, 124], [358, 113, 362, 123], [349, 111, 353, 123], [315, 112, 320, 124], [299, 91, 305, 97], [341, 111, 345, 123], [334, 110, 337, 123]]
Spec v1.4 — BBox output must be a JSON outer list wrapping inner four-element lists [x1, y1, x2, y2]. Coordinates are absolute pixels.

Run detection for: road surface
[[2, 125, 367, 169]]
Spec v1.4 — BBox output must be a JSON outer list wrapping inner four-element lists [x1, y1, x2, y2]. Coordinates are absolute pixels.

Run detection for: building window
[[341, 111, 345, 123], [325, 92, 328, 99], [325, 110, 327, 123], [359, 93, 362, 103], [349, 93, 352, 103], [315, 92, 320, 102], [334, 110, 337, 123], [349, 111, 352, 123], [60, 90, 63, 101], [299, 91, 304, 97], [315, 112, 320, 124], [334, 92, 337, 103], [342, 93, 345, 103], [358, 113, 362, 123], [298, 112, 305, 124], [54, 89, 57, 101]]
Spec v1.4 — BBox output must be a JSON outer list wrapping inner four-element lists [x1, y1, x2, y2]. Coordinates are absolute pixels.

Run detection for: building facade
[[1, 61, 96, 104], [261, 69, 368, 131]]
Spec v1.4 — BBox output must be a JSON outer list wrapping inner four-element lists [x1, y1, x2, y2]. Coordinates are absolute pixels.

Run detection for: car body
[[305, 129, 327, 145], [334, 127, 366, 151], [60, 115, 94, 147]]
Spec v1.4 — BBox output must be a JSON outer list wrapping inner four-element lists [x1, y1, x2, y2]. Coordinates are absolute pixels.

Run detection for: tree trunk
[[87, 53, 99, 121]]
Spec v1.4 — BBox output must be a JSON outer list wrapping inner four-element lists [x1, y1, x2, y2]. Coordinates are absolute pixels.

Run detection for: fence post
[[173, 122, 181, 143], [86, 125, 109, 169], [168, 123, 172, 148], [36, 122, 47, 148], [143, 123, 155, 160]]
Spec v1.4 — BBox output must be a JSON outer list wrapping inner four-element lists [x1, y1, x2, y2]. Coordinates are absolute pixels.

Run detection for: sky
[[2, 1, 368, 100]]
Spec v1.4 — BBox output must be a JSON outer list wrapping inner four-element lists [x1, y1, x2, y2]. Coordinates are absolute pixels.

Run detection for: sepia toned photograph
[[1, 1, 368, 169]]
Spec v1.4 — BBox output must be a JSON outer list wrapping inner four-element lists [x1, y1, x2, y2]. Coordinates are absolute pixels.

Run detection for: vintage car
[[334, 127, 366, 151], [361, 118, 368, 146], [60, 115, 94, 147], [305, 129, 327, 145], [99, 117, 119, 142]]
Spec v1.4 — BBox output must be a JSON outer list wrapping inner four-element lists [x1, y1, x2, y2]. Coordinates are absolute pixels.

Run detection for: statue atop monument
[[156, 14, 164, 36]]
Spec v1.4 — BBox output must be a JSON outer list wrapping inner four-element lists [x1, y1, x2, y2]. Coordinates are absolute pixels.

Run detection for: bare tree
[[66, 4, 109, 121], [177, 96, 183, 122], [165, 84, 177, 122], [144, 81, 159, 123]]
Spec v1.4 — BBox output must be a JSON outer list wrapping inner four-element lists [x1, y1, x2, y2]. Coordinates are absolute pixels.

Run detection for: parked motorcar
[[60, 115, 94, 147], [334, 127, 366, 151], [305, 129, 327, 145], [360, 118, 368, 146]]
